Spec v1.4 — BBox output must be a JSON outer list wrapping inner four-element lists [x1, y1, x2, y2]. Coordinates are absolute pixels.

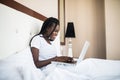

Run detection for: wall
[[0, 0, 59, 59], [0, 4, 42, 59], [105, 0, 120, 60], [15, 0, 58, 17], [62, 0, 106, 59]]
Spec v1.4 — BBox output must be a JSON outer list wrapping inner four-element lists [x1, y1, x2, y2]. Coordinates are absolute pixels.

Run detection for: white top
[[30, 35, 57, 61]]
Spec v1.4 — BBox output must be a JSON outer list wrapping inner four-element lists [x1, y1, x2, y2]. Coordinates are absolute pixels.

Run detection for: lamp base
[[68, 38, 73, 57]]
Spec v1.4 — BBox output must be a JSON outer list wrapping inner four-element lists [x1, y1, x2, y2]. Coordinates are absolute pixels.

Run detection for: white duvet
[[0, 47, 120, 80]]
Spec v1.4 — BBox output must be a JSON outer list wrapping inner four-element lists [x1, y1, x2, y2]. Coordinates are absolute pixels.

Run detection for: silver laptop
[[51, 41, 90, 66]]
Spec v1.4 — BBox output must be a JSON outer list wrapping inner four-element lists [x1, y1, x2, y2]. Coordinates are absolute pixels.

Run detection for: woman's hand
[[53, 56, 73, 63]]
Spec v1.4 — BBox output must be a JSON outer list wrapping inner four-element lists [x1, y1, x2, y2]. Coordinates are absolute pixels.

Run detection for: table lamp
[[65, 22, 76, 57]]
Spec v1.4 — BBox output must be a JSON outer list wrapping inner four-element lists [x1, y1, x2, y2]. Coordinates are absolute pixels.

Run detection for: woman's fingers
[[55, 56, 73, 63]]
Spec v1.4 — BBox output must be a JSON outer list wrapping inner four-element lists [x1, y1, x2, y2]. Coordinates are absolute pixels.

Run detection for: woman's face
[[48, 25, 60, 41]]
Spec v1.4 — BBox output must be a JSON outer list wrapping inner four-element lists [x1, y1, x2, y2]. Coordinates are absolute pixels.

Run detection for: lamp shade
[[65, 22, 76, 38]]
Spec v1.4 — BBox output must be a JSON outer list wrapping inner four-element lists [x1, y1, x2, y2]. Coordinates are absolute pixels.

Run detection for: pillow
[[2, 46, 36, 68], [0, 62, 22, 80], [0, 47, 37, 80]]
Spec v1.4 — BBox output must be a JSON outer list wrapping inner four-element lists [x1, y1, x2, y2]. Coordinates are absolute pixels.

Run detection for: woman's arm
[[31, 47, 73, 68], [31, 47, 56, 68]]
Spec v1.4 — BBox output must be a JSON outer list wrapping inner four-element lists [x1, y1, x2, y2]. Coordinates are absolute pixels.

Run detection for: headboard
[[0, 1, 47, 59]]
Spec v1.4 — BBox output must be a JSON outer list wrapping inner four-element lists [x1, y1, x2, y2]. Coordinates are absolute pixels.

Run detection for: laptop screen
[[76, 41, 90, 64]]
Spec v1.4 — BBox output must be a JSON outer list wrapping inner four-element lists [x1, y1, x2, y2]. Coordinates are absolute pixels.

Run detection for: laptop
[[51, 41, 90, 66]]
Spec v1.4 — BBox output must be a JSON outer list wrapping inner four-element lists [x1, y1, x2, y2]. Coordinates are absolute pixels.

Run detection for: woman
[[30, 17, 73, 69]]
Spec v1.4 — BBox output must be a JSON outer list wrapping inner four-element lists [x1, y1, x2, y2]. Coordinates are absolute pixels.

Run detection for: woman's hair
[[39, 17, 59, 36]]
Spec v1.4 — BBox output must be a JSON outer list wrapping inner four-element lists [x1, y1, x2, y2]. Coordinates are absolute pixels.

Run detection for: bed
[[0, 2, 120, 80], [0, 47, 120, 80]]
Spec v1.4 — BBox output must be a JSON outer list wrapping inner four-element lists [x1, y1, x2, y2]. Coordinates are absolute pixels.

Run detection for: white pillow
[[0, 47, 37, 80], [0, 62, 22, 80], [14, 47, 35, 68], [4, 47, 35, 67]]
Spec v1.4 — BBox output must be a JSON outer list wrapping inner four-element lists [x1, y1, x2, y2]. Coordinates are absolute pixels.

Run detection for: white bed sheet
[[0, 47, 120, 80], [75, 58, 120, 80]]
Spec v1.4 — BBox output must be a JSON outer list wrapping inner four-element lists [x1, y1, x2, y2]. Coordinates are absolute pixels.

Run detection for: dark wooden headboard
[[0, 0, 47, 21]]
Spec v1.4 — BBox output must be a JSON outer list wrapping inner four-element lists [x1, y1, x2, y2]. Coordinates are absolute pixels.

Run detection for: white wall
[[0, 4, 42, 59], [15, 0, 58, 18], [0, 0, 59, 59], [105, 0, 120, 60], [64, 0, 106, 59]]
